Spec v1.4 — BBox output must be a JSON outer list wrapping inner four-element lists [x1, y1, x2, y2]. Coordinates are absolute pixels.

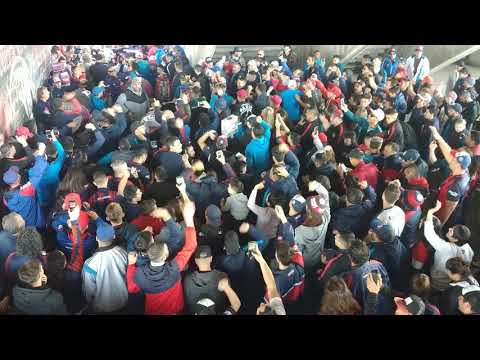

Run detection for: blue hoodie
[[245, 120, 271, 175], [91, 87, 107, 111], [3, 155, 48, 228], [37, 139, 66, 208]]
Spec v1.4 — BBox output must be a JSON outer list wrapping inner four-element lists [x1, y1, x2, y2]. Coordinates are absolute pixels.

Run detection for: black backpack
[[401, 121, 418, 150]]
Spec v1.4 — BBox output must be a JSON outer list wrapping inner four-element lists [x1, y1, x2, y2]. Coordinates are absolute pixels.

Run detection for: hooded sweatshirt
[[183, 269, 227, 314], [90, 86, 107, 111], [11, 284, 67, 315], [127, 227, 197, 315]]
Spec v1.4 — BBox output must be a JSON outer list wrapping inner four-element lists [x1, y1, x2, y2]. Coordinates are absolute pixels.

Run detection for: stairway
[[341, 45, 392, 71], [213, 45, 283, 62]]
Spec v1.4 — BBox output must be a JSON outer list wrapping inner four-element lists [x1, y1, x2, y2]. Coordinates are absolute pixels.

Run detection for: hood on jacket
[[12, 285, 64, 314], [134, 262, 181, 294]]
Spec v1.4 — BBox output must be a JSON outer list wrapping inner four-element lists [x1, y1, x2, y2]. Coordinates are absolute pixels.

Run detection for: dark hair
[[46, 250, 66, 291], [252, 123, 265, 138], [453, 225, 471, 246], [276, 240, 293, 266], [16, 227, 43, 257], [124, 184, 140, 202], [57, 167, 88, 194], [319, 276, 361, 315], [135, 231, 153, 252], [446, 257, 472, 279], [288, 132, 301, 146], [18, 259, 43, 286], [271, 146, 285, 163], [346, 187, 364, 205], [228, 179, 244, 193], [383, 183, 401, 204], [384, 141, 400, 153], [198, 113, 211, 128], [140, 199, 157, 215], [45, 141, 58, 159], [384, 108, 398, 116], [470, 131, 480, 145], [410, 273, 432, 300], [464, 292, 480, 312], [256, 83, 266, 92], [350, 239, 369, 266]]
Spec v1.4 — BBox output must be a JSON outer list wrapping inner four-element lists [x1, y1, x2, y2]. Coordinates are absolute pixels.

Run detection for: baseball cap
[[205, 204, 222, 227], [15, 126, 34, 138], [402, 190, 425, 210], [448, 103, 463, 114], [370, 218, 395, 243], [271, 95, 282, 107], [306, 194, 329, 215], [318, 132, 328, 145], [205, 57, 213, 63], [3, 166, 20, 185], [394, 295, 426, 315], [216, 135, 228, 151], [451, 150, 472, 170], [193, 298, 216, 315], [195, 245, 212, 259], [422, 75, 433, 85], [96, 220, 115, 243], [63, 192, 82, 210], [291, 194, 307, 213], [348, 148, 364, 160], [237, 89, 248, 99], [370, 108, 385, 121], [156, 223, 184, 243], [415, 45, 424, 52], [233, 47, 243, 53], [402, 149, 420, 162], [455, 60, 466, 67]]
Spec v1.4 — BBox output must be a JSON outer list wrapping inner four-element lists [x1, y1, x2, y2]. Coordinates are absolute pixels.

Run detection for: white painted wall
[[184, 45, 216, 66]]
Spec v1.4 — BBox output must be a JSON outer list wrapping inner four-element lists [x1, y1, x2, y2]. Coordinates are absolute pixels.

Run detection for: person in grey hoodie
[[116, 76, 149, 123], [82, 211, 128, 314], [11, 259, 68, 315], [294, 183, 331, 272]]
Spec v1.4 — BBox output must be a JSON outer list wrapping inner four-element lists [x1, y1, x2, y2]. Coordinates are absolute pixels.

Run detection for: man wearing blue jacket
[[37, 132, 66, 211], [246, 116, 271, 176], [381, 48, 399, 81], [330, 180, 377, 239], [3, 143, 48, 228]]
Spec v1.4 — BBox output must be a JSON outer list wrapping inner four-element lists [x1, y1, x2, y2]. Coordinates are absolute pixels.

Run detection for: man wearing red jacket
[[348, 149, 379, 190], [311, 76, 342, 108], [126, 186, 198, 315]]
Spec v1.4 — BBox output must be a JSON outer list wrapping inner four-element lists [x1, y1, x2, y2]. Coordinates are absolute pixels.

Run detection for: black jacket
[[11, 284, 68, 315], [114, 222, 139, 252], [183, 270, 227, 314], [144, 181, 179, 207]]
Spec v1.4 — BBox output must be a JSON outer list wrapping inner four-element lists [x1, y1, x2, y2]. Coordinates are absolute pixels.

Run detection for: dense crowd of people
[[1, 44, 480, 315]]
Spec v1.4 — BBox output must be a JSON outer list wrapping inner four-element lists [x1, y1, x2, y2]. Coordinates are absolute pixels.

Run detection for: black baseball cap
[[195, 245, 212, 259]]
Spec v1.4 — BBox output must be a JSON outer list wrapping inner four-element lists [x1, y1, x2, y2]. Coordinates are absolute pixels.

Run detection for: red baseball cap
[[318, 132, 328, 145], [422, 75, 433, 85], [271, 95, 282, 107], [15, 126, 33, 138], [64, 193, 82, 210], [237, 89, 248, 99]]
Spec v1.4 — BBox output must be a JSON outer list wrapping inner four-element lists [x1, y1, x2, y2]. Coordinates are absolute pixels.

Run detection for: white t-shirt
[[377, 206, 405, 238]]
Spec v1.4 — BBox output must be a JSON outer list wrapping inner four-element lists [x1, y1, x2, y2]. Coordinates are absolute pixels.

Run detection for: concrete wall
[[396, 45, 480, 68], [184, 45, 216, 66], [0, 45, 52, 145]]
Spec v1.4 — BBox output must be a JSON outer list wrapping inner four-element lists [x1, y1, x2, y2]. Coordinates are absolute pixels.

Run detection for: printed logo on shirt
[[448, 190, 459, 198]]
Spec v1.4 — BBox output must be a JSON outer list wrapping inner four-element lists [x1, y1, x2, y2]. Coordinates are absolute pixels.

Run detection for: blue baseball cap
[[451, 150, 471, 170], [3, 166, 20, 185], [96, 221, 115, 243], [402, 149, 420, 162], [370, 218, 395, 243]]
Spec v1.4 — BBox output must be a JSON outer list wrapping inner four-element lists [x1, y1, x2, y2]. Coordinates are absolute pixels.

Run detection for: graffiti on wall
[[0, 45, 51, 145]]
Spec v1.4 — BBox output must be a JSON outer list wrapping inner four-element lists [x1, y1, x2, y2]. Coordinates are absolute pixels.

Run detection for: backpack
[[400, 121, 418, 150]]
